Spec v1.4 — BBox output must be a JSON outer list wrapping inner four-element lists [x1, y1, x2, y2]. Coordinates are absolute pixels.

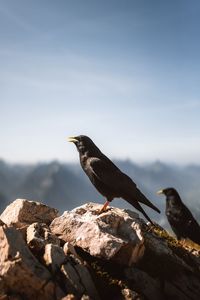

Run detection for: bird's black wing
[[89, 157, 160, 213], [88, 157, 136, 193], [182, 205, 200, 243]]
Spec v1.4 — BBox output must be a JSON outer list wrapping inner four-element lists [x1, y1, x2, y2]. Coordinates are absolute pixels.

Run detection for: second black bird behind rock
[[157, 187, 200, 245], [68, 135, 160, 224]]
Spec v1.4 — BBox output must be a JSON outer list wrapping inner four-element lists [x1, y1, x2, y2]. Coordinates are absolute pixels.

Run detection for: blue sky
[[0, 0, 200, 164]]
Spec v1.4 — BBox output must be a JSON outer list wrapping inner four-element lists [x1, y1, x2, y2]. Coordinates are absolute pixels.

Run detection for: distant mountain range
[[0, 159, 200, 229]]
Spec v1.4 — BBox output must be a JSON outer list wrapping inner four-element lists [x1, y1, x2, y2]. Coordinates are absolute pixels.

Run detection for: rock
[[1, 199, 200, 300], [0, 199, 58, 230], [63, 242, 84, 262], [0, 219, 6, 226], [143, 230, 195, 273], [43, 243, 66, 273], [60, 295, 76, 300], [138, 227, 200, 299], [50, 203, 145, 266], [61, 261, 85, 297], [80, 296, 91, 300], [0, 278, 7, 298], [61, 259, 100, 299], [125, 267, 163, 300], [0, 225, 55, 300], [74, 264, 100, 300], [121, 288, 143, 300], [0, 296, 23, 300], [27, 222, 60, 254]]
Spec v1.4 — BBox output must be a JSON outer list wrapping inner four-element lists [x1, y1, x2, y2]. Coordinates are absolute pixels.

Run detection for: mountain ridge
[[0, 158, 200, 229]]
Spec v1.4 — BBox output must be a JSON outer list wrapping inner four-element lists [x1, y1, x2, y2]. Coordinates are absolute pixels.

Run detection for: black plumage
[[68, 135, 160, 224], [157, 187, 200, 244]]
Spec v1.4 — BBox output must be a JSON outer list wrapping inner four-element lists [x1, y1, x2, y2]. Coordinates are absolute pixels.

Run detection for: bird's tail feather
[[134, 188, 160, 213], [125, 197, 154, 224]]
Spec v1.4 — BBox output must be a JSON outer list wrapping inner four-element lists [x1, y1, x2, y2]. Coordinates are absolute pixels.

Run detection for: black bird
[[68, 135, 160, 224], [157, 187, 200, 244]]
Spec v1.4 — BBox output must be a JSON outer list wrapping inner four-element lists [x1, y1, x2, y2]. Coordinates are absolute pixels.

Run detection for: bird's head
[[157, 187, 178, 197], [157, 187, 182, 204], [68, 135, 100, 156]]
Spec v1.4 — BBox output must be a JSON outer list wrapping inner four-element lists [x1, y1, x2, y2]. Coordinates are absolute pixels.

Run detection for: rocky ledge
[[0, 199, 200, 300]]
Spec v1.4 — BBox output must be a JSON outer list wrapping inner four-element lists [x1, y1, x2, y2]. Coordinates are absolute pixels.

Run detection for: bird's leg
[[99, 200, 110, 213]]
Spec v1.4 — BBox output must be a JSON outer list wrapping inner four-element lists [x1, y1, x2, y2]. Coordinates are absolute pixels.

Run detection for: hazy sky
[[1, 0, 200, 164]]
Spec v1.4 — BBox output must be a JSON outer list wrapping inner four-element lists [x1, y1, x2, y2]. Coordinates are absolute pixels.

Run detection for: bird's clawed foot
[[98, 200, 110, 214]]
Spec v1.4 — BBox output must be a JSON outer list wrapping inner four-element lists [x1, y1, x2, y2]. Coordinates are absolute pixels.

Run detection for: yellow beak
[[67, 136, 79, 143], [156, 189, 164, 195]]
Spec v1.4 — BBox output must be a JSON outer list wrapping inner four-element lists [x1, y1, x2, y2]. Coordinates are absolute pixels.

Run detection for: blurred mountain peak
[[0, 159, 200, 229]]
